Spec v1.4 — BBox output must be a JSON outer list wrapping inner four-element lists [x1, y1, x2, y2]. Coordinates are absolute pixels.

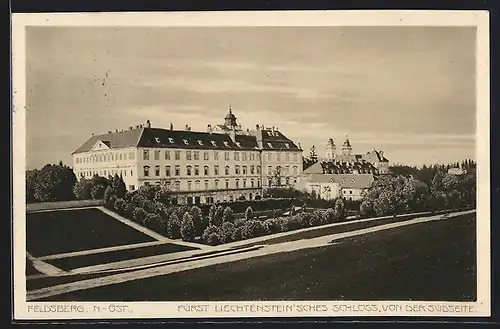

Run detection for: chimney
[[170, 123, 173, 131], [108, 130, 112, 134], [207, 124, 212, 133], [146, 120, 151, 128], [91, 133, 94, 136], [116, 129, 119, 132], [185, 124, 190, 131], [256, 124, 260, 130], [272, 126, 275, 132], [129, 126, 133, 130]]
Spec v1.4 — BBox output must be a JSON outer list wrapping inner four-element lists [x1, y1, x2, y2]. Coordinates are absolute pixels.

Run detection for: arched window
[[187, 165, 192, 176], [225, 165, 230, 175], [204, 165, 209, 176], [143, 165, 150, 177]]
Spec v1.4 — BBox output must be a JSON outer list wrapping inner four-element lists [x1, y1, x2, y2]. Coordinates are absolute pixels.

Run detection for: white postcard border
[[12, 10, 491, 320]]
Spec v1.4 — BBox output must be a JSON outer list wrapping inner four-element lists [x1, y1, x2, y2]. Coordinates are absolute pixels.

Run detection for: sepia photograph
[[12, 11, 490, 319]]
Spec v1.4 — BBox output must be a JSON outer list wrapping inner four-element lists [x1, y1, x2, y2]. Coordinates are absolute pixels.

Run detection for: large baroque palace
[[71, 108, 303, 205]]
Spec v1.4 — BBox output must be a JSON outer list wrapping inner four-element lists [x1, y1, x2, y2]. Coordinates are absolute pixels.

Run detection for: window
[[187, 181, 192, 191], [175, 181, 180, 190], [143, 150, 149, 160], [276, 166, 282, 174], [236, 179, 240, 188], [168, 138, 174, 143], [235, 165, 240, 175], [214, 165, 219, 176], [194, 151, 200, 160], [258, 153, 261, 160], [124, 170, 127, 177], [198, 140, 203, 146], [285, 152, 290, 161], [285, 165, 290, 175], [103, 170, 107, 176], [175, 165, 180, 176], [285, 143, 290, 149], [183, 139, 189, 145], [268, 178, 272, 186], [250, 165, 255, 174], [258, 180, 261, 187], [129, 152, 135, 160], [285, 177, 290, 185], [268, 166, 273, 175], [186, 151, 192, 160], [175, 151, 180, 160], [243, 179, 247, 188], [166, 166, 171, 176], [243, 166, 247, 175], [130, 170, 133, 176], [223, 141, 229, 147], [204, 165, 209, 176], [267, 142, 273, 148], [154, 150, 160, 160], [350, 191, 353, 194], [293, 166, 298, 175], [225, 180, 229, 189], [214, 151, 219, 160], [195, 180, 200, 190], [267, 153, 272, 161], [187, 165, 192, 176], [293, 153, 298, 161], [243, 152, 247, 161], [204, 180, 209, 190], [214, 179, 219, 189], [204, 151, 209, 160], [211, 141, 217, 147], [257, 166, 261, 174], [194, 165, 200, 176], [129, 185, 135, 190], [165, 150, 171, 160], [277, 153, 281, 161], [155, 165, 160, 176], [225, 166, 230, 175], [224, 152, 230, 160], [234, 152, 240, 161], [143, 166, 150, 177], [250, 153, 255, 161], [251, 179, 254, 187]]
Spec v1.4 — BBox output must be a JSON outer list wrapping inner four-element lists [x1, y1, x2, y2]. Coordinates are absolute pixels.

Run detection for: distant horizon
[[26, 26, 476, 170]]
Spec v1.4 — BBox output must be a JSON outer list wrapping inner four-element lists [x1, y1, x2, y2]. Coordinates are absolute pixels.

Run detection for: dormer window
[[236, 142, 241, 148], [211, 141, 217, 146], [284, 143, 290, 148], [267, 142, 273, 148], [198, 140, 203, 146], [168, 138, 174, 143], [183, 139, 189, 145], [155, 137, 161, 143], [223, 141, 229, 147], [267, 131, 272, 136]]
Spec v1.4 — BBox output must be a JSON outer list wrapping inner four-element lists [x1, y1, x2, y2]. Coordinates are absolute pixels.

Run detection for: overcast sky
[[25, 26, 476, 169]]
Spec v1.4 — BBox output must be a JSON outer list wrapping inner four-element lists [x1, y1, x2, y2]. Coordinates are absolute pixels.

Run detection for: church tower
[[224, 106, 238, 129], [341, 134, 352, 156], [324, 138, 336, 160]]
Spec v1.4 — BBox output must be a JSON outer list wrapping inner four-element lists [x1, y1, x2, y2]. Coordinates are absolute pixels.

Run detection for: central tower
[[224, 106, 238, 129]]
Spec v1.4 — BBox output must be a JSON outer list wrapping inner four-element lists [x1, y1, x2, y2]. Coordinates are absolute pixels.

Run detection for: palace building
[[71, 108, 303, 205]]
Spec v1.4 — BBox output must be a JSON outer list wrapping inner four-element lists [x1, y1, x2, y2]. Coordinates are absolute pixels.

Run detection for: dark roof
[[261, 129, 301, 150], [74, 127, 303, 154], [303, 160, 378, 175]]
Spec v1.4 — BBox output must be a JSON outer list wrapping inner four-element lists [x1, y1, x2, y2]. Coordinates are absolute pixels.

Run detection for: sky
[[25, 26, 476, 169]]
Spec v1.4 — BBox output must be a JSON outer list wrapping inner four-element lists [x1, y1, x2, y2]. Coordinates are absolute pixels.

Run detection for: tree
[[180, 212, 195, 242], [208, 205, 217, 226], [26, 169, 39, 203], [32, 163, 77, 202], [103, 185, 114, 207], [73, 178, 93, 200], [111, 174, 126, 198], [168, 213, 182, 239], [334, 198, 346, 221], [212, 205, 224, 226]]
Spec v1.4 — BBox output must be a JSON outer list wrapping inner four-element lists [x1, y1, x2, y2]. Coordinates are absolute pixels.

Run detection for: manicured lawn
[[40, 213, 476, 301], [26, 208, 156, 257], [47, 243, 199, 272]]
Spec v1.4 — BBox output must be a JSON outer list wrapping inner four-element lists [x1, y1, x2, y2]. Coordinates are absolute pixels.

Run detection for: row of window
[[75, 152, 135, 164], [267, 165, 299, 176], [78, 168, 133, 178], [143, 149, 300, 162], [143, 164, 266, 177], [147, 178, 262, 191]]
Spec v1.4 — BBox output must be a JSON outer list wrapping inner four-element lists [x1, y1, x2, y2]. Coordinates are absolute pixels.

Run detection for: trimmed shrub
[[213, 206, 224, 226], [325, 208, 336, 223], [146, 212, 166, 234], [308, 210, 325, 227], [208, 205, 217, 226], [132, 207, 147, 224], [263, 218, 282, 234], [234, 218, 247, 228], [103, 185, 113, 206], [168, 213, 182, 239], [113, 198, 126, 214], [222, 206, 234, 223], [202, 225, 220, 245], [231, 226, 243, 241], [190, 206, 204, 237], [219, 222, 236, 243], [334, 198, 346, 221], [180, 212, 195, 242], [245, 206, 254, 221], [241, 220, 266, 239], [124, 202, 136, 218]]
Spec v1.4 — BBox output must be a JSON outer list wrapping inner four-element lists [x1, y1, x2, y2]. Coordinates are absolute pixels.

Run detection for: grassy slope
[[40, 213, 476, 302]]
